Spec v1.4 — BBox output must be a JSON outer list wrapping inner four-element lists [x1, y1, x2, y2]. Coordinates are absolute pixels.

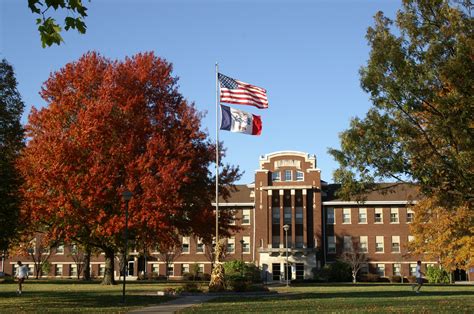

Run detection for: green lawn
[[185, 284, 474, 313], [0, 279, 180, 313], [1, 281, 473, 313]]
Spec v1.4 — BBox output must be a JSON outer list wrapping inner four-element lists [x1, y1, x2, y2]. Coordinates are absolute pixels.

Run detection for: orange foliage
[[17, 52, 235, 255], [409, 197, 473, 271]]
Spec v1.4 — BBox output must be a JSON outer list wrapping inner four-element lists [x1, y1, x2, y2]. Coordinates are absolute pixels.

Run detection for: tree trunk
[[101, 248, 116, 285], [352, 271, 356, 283], [83, 249, 91, 281], [35, 261, 41, 279]]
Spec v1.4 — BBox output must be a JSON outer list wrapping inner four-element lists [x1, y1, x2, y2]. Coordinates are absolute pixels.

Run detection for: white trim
[[262, 185, 314, 190], [258, 151, 317, 169], [323, 200, 415, 205], [211, 202, 254, 207]]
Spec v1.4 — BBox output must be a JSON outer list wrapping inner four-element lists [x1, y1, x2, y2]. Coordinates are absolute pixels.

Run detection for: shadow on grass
[[0, 289, 174, 309], [207, 290, 474, 304]]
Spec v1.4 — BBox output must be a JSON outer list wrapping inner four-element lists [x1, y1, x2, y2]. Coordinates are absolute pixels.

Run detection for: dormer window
[[296, 171, 304, 181], [284, 170, 292, 181], [272, 171, 281, 181]]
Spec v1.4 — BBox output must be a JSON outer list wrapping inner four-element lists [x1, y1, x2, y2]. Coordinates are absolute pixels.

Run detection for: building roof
[[218, 183, 420, 206], [218, 184, 254, 205], [323, 183, 420, 204]]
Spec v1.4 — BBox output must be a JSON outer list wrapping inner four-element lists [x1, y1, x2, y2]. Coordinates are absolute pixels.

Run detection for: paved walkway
[[129, 291, 279, 314], [129, 295, 217, 314]]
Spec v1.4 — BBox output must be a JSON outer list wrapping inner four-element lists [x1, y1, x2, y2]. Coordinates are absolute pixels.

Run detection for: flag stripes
[[219, 73, 268, 109]]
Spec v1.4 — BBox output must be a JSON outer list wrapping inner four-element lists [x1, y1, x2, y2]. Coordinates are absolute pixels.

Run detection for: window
[[167, 264, 174, 277], [360, 263, 369, 275], [242, 209, 251, 225], [375, 236, 384, 253], [198, 264, 204, 274], [327, 207, 335, 224], [98, 264, 105, 277], [295, 263, 304, 280], [284, 170, 292, 181], [375, 208, 383, 223], [242, 236, 250, 253], [272, 171, 280, 182], [182, 264, 189, 274], [272, 207, 280, 224], [409, 263, 417, 276], [55, 264, 63, 276], [70, 265, 78, 277], [152, 264, 160, 275], [196, 238, 204, 253], [327, 236, 336, 253], [272, 263, 281, 281], [284, 207, 291, 225], [56, 243, 64, 254], [343, 236, 352, 252], [229, 213, 236, 225], [27, 264, 34, 276], [407, 209, 414, 223], [359, 236, 368, 253], [343, 208, 351, 224], [391, 236, 400, 253], [295, 236, 304, 248], [408, 235, 414, 242], [393, 263, 401, 276], [226, 237, 235, 254], [71, 244, 78, 254], [358, 208, 367, 223], [295, 207, 303, 224], [182, 237, 190, 253], [296, 171, 304, 181], [376, 264, 385, 276], [390, 208, 399, 223]]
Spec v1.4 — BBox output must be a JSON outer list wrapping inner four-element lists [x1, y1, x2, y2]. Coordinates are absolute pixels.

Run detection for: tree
[[329, 0, 473, 208], [157, 240, 182, 281], [408, 196, 473, 275], [69, 243, 86, 280], [13, 233, 55, 279], [28, 0, 88, 48], [0, 59, 25, 254], [18, 52, 240, 285], [340, 241, 368, 283]]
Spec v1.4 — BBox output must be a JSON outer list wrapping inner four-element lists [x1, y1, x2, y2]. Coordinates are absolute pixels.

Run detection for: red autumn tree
[[17, 52, 240, 285]]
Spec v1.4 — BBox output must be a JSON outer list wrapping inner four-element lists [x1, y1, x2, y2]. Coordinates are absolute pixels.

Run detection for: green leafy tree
[[0, 59, 25, 253], [28, 0, 88, 48], [329, 0, 473, 208]]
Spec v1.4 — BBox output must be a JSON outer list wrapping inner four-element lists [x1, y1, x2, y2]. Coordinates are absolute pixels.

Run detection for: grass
[[0, 279, 181, 313], [185, 283, 474, 313], [1, 280, 473, 313]]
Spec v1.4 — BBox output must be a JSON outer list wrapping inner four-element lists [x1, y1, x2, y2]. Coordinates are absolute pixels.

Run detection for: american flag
[[218, 73, 268, 109]]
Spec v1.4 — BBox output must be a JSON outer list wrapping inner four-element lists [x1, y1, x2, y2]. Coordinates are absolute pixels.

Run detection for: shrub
[[226, 274, 248, 292], [223, 260, 261, 283], [42, 261, 51, 276], [224, 260, 245, 276], [407, 276, 417, 283], [182, 272, 193, 281], [244, 263, 261, 283], [320, 261, 351, 282], [183, 282, 202, 293], [389, 275, 402, 283], [359, 273, 380, 282], [426, 266, 450, 284]]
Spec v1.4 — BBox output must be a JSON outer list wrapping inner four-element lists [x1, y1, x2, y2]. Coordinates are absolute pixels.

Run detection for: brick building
[[2, 151, 471, 281]]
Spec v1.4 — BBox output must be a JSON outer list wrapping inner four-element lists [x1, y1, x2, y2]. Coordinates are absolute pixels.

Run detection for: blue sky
[[1, 0, 400, 184]]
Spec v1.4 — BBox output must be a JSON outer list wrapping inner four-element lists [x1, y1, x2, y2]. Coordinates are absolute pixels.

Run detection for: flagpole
[[215, 62, 219, 248]]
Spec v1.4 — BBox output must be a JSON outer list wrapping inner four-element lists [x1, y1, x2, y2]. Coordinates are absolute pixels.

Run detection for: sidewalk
[[129, 291, 279, 314], [128, 295, 217, 314]]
